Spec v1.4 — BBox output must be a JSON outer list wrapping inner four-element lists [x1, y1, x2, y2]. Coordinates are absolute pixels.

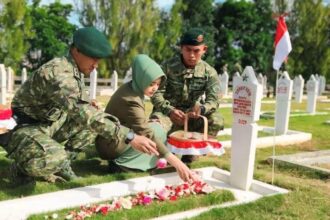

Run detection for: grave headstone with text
[[230, 66, 262, 190], [0, 64, 7, 105], [293, 75, 304, 103], [6, 67, 14, 94], [219, 71, 229, 97], [275, 71, 293, 135], [89, 69, 97, 100], [111, 70, 118, 92], [306, 75, 318, 114], [21, 67, 27, 84]]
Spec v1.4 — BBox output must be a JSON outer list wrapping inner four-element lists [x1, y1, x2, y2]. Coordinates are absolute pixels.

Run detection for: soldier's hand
[[90, 99, 100, 109], [130, 135, 159, 156], [169, 109, 185, 126], [187, 104, 201, 119]]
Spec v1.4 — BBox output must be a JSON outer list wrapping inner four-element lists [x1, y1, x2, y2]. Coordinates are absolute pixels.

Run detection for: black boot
[[9, 163, 35, 186]]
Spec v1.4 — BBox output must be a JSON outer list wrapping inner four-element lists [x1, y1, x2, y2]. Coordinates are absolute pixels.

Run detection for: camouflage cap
[[73, 27, 112, 58], [180, 28, 206, 46]]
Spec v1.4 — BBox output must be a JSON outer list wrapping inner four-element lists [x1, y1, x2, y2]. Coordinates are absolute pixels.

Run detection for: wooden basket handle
[[184, 113, 208, 140]]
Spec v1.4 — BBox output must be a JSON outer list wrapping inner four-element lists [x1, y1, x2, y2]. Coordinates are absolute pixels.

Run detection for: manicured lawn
[[0, 97, 329, 219]]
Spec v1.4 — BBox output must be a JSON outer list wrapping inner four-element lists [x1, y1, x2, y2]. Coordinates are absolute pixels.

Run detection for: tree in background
[[181, 0, 217, 66], [149, 0, 185, 64], [288, 0, 330, 81], [214, 0, 274, 75], [76, 0, 160, 78], [0, 0, 33, 72], [27, 0, 76, 70]]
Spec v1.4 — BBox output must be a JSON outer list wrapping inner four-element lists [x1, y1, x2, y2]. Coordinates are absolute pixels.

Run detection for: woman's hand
[[166, 154, 200, 182]]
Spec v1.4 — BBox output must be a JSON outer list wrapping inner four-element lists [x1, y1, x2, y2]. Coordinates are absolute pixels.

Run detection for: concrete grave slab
[[268, 150, 330, 177], [217, 126, 312, 149], [260, 111, 329, 119], [0, 167, 288, 220]]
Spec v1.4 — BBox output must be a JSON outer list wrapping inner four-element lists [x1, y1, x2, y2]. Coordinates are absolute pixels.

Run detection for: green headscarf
[[132, 54, 166, 97]]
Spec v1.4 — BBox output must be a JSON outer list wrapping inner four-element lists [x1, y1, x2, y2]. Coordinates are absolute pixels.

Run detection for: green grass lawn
[[0, 97, 329, 219]]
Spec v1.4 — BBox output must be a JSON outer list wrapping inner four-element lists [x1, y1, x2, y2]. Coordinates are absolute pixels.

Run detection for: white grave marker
[[306, 75, 318, 114], [219, 71, 229, 97], [123, 68, 132, 83], [263, 75, 268, 95], [21, 67, 27, 84], [89, 69, 97, 100], [6, 67, 14, 94], [230, 66, 262, 190], [111, 70, 118, 92], [293, 75, 304, 103], [257, 73, 264, 98], [0, 64, 7, 105], [232, 72, 241, 88], [319, 75, 326, 95], [275, 71, 293, 135]]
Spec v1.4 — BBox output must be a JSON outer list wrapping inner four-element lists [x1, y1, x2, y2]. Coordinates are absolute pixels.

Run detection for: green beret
[[73, 27, 112, 58], [180, 28, 206, 46]]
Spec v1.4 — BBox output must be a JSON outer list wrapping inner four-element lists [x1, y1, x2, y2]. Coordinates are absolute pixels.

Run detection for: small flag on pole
[[273, 16, 292, 70]]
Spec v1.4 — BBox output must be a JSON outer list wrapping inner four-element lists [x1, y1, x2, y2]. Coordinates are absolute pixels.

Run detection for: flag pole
[[271, 70, 280, 185]]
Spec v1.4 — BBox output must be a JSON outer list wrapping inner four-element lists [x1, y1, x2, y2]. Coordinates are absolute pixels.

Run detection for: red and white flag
[[273, 16, 292, 70]]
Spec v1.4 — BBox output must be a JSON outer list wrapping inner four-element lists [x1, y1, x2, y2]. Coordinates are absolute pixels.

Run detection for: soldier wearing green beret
[[5, 27, 158, 185], [151, 28, 224, 163]]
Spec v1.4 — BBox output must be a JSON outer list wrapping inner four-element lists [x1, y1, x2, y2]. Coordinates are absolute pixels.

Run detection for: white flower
[[202, 184, 215, 194], [51, 213, 58, 219], [119, 197, 133, 209], [65, 214, 73, 219]]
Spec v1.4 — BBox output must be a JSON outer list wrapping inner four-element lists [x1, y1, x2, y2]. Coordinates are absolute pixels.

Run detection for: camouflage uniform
[[6, 54, 128, 181], [151, 55, 223, 136]]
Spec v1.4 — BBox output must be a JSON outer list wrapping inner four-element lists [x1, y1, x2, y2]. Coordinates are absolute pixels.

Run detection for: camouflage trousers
[[150, 110, 224, 136], [6, 115, 96, 179]]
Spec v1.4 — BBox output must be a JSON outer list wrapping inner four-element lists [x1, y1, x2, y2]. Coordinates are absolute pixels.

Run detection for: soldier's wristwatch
[[125, 130, 135, 144]]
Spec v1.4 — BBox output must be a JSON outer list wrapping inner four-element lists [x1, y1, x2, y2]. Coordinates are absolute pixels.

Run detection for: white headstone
[[306, 75, 318, 114], [293, 75, 304, 103], [21, 68, 27, 84], [257, 73, 264, 98], [111, 70, 118, 92], [230, 66, 262, 191], [89, 69, 97, 100], [0, 64, 7, 105], [219, 71, 229, 97], [319, 75, 326, 95], [123, 68, 132, 83], [232, 72, 241, 89], [315, 74, 321, 95], [275, 71, 293, 135], [263, 75, 268, 93], [6, 67, 14, 93]]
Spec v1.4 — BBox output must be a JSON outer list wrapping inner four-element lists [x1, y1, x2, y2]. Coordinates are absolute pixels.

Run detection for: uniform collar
[[178, 55, 205, 78], [66, 52, 84, 79]]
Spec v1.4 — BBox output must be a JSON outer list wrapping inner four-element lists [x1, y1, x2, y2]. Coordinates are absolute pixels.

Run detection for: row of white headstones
[[0, 64, 119, 104], [219, 70, 327, 100]]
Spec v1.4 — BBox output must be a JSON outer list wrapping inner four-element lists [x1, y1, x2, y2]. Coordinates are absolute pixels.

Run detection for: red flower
[[170, 195, 177, 201], [99, 206, 109, 215]]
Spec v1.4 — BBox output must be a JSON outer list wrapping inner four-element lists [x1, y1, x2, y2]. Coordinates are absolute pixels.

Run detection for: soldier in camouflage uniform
[[151, 28, 223, 163], [5, 27, 158, 185]]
